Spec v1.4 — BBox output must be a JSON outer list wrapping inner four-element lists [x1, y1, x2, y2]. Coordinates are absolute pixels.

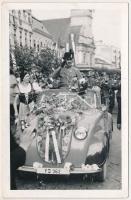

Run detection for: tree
[[37, 47, 62, 77], [13, 44, 35, 73], [10, 45, 62, 77]]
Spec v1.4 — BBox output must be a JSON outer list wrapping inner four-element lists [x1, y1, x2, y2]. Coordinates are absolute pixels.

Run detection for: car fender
[[64, 111, 106, 167]]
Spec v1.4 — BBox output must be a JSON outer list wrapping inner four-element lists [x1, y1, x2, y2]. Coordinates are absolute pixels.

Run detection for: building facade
[[70, 10, 95, 68], [95, 41, 121, 69], [9, 10, 53, 51], [10, 9, 96, 69], [9, 10, 33, 48], [32, 17, 53, 52], [42, 9, 95, 69]]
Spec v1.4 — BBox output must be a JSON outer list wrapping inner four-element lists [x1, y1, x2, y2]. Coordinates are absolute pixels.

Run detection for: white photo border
[[0, 0, 130, 199]]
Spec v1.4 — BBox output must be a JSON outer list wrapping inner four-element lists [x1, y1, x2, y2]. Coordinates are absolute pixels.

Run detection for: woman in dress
[[14, 71, 38, 131]]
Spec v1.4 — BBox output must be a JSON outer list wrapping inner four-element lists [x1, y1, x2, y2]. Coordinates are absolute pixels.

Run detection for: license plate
[[37, 168, 70, 175]]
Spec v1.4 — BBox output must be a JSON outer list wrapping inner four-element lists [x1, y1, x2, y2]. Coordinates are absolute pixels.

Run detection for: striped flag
[[11, 51, 16, 68], [45, 129, 61, 164], [69, 33, 76, 65]]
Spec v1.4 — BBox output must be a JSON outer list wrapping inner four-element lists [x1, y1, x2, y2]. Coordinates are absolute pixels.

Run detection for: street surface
[[16, 113, 121, 190]]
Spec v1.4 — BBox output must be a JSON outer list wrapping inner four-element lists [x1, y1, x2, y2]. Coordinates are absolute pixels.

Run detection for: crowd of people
[[10, 50, 121, 189]]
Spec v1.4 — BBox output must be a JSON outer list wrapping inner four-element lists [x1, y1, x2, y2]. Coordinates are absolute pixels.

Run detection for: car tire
[[94, 161, 107, 182]]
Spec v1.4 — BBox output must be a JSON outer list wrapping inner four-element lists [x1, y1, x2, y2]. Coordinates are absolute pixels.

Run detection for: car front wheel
[[94, 161, 107, 182]]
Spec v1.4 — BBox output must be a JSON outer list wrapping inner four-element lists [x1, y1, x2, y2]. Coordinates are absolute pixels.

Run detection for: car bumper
[[18, 165, 102, 175]]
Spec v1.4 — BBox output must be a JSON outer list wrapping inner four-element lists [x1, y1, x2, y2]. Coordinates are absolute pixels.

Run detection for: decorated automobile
[[17, 88, 113, 181]]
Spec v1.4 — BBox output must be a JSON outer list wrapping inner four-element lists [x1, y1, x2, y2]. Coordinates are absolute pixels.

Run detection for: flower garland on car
[[15, 92, 88, 163], [34, 93, 75, 163], [33, 92, 90, 163]]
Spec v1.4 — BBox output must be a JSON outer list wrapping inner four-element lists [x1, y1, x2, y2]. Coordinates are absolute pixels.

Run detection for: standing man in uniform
[[116, 81, 121, 130], [51, 50, 83, 90], [108, 78, 115, 114]]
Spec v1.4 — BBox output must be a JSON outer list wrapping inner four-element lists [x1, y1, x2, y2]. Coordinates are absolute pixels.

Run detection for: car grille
[[36, 120, 74, 164]]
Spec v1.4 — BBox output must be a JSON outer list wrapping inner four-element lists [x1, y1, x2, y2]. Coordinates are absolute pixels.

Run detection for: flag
[[69, 33, 76, 64]]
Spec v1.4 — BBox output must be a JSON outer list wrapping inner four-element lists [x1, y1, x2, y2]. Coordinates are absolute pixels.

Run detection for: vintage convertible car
[[18, 88, 113, 181]]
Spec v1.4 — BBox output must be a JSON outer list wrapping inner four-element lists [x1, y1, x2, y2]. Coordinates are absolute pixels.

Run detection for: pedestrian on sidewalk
[[116, 82, 121, 130]]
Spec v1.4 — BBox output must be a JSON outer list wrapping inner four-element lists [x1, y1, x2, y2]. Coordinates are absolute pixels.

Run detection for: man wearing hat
[[51, 49, 82, 90]]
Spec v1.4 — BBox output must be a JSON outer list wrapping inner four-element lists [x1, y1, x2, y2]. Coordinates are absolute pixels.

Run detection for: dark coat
[[10, 133, 26, 190], [116, 87, 121, 125]]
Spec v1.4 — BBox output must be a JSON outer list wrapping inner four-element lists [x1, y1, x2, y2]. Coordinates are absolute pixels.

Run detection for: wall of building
[[9, 10, 33, 48], [70, 9, 95, 67], [9, 10, 53, 51], [32, 17, 53, 51], [95, 59, 111, 69], [9, 9, 95, 68], [70, 10, 93, 39], [95, 41, 121, 68], [75, 41, 95, 67], [32, 31, 52, 51]]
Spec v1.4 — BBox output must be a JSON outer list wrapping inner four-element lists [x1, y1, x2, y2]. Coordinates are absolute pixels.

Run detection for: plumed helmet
[[63, 49, 74, 61]]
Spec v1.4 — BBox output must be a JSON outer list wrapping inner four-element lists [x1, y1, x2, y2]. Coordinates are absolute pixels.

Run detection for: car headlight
[[74, 127, 88, 140]]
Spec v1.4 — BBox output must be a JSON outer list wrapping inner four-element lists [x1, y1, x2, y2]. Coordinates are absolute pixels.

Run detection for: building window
[[19, 29, 22, 45], [14, 27, 16, 38], [30, 40, 32, 48], [34, 40, 36, 48], [83, 53, 86, 64], [19, 19, 22, 25], [29, 33, 32, 39], [18, 10, 22, 25], [12, 10, 16, 15], [29, 33, 32, 48], [13, 15, 16, 26], [25, 38, 27, 46], [23, 10, 27, 21], [28, 13, 31, 24], [14, 28, 17, 45], [9, 13, 11, 25], [37, 44, 39, 52], [25, 31, 27, 37], [18, 10, 21, 18], [25, 31, 27, 46], [13, 15, 15, 23]]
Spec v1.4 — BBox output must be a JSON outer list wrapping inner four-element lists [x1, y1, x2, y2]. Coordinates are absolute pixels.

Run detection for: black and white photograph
[[1, 1, 130, 199]]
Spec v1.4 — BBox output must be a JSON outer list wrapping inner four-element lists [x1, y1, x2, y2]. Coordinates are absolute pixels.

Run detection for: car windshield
[[57, 93, 92, 111], [83, 90, 97, 108], [36, 89, 99, 114]]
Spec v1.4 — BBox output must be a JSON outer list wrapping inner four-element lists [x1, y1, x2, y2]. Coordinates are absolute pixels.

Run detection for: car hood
[[35, 108, 103, 164]]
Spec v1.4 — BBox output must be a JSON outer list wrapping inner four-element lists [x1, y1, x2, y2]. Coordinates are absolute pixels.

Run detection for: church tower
[[70, 9, 95, 68]]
